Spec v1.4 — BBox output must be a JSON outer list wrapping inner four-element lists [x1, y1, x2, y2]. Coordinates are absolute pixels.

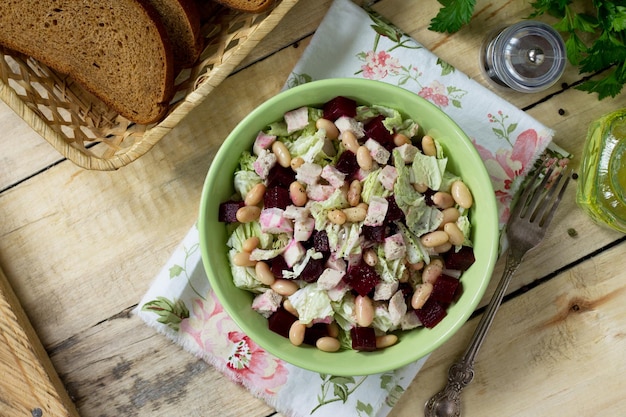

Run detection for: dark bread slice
[[211, 0, 275, 13], [147, 0, 203, 68], [0, 0, 174, 125]]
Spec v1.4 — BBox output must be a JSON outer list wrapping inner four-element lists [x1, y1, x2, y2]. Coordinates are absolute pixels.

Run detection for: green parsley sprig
[[429, 0, 626, 99]]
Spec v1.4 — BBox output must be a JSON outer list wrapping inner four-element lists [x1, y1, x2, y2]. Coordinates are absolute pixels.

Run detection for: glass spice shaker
[[480, 21, 566, 93], [576, 109, 626, 234]]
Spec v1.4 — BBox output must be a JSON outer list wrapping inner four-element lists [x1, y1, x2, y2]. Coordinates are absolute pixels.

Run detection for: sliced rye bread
[[211, 0, 275, 14], [0, 0, 174, 125], [147, 0, 203, 68]]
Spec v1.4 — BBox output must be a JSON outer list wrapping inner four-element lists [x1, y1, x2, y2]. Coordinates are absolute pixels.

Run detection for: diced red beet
[[313, 230, 330, 253], [268, 307, 298, 338], [303, 323, 329, 346], [398, 282, 414, 306], [385, 195, 405, 222], [363, 224, 387, 243], [430, 274, 460, 304], [264, 186, 291, 210], [350, 326, 377, 351], [364, 115, 394, 150], [270, 255, 291, 279], [266, 165, 296, 188], [414, 298, 447, 328], [423, 188, 436, 206], [444, 246, 476, 271], [300, 257, 326, 283], [344, 263, 380, 296], [335, 150, 359, 177], [218, 200, 244, 223], [323, 96, 357, 121]]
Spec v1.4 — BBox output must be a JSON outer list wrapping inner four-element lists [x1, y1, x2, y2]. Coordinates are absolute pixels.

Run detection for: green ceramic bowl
[[198, 78, 499, 376]]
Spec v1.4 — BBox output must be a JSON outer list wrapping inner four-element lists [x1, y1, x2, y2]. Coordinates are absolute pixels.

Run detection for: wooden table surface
[[2, 0, 626, 416]]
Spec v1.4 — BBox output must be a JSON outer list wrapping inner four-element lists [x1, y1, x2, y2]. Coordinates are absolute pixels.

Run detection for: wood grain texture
[[0, 266, 79, 417]]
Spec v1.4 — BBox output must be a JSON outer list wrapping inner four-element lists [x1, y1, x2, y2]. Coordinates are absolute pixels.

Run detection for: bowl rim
[[198, 78, 499, 376]]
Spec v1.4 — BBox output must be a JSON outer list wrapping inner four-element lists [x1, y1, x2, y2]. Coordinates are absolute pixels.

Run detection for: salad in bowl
[[199, 78, 499, 376]]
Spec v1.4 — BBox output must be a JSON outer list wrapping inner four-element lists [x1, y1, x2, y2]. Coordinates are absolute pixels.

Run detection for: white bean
[[316, 336, 341, 352], [283, 299, 299, 317], [241, 236, 260, 253], [363, 248, 378, 266], [439, 207, 461, 229], [444, 222, 465, 246], [289, 181, 307, 207], [451, 180, 473, 209], [420, 230, 449, 247], [355, 295, 374, 327], [236, 205, 261, 223], [244, 183, 266, 206], [347, 179, 362, 207], [432, 191, 455, 209], [289, 320, 306, 346], [422, 258, 443, 284], [376, 334, 398, 349], [343, 206, 367, 223], [272, 141, 292, 168], [271, 279, 299, 296], [411, 282, 433, 310], [422, 135, 437, 156], [254, 261, 276, 286], [290, 156, 304, 171], [341, 131, 359, 153], [356, 145, 373, 171], [328, 209, 347, 225], [393, 133, 411, 147], [232, 251, 256, 267], [316, 118, 340, 140]]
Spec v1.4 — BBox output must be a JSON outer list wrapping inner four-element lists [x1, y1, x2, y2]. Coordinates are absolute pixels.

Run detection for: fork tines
[[515, 159, 571, 226]]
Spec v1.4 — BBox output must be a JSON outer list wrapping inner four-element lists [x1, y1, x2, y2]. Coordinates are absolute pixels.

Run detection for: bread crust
[[0, 0, 175, 125], [211, 0, 275, 14]]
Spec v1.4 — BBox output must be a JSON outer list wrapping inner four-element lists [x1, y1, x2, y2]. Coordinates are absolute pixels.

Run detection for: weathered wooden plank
[[49, 311, 274, 417], [386, 240, 626, 417], [0, 266, 79, 417]]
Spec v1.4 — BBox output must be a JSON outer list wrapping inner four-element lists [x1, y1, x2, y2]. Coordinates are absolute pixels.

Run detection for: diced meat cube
[[317, 268, 346, 290], [260, 208, 293, 234], [334, 116, 365, 138], [321, 165, 346, 189], [364, 138, 390, 164], [306, 183, 335, 201], [379, 165, 398, 190], [326, 280, 350, 302], [388, 290, 408, 326], [325, 252, 347, 272], [364, 196, 389, 226], [252, 131, 276, 155], [400, 311, 423, 330], [251, 289, 283, 318], [283, 205, 311, 222], [395, 143, 419, 163], [283, 239, 305, 267], [295, 162, 322, 186], [294, 217, 315, 242], [373, 280, 399, 301], [383, 233, 406, 261], [253, 149, 277, 179], [284, 106, 310, 133]]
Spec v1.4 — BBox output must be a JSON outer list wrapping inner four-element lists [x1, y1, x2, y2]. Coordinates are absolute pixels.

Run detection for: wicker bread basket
[[0, 0, 299, 170]]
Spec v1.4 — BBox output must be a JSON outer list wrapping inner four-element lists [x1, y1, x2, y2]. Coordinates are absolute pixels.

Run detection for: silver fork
[[424, 160, 571, 417]]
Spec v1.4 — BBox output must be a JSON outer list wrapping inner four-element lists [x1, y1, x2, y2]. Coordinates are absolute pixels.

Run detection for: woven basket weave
[[0, 0, 298, 170]]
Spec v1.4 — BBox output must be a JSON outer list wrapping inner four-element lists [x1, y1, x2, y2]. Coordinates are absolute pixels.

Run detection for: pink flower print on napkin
[[473, 128, 545, 224], [180, 292, 289, 395], [361, 50, 401, 80], [418, 80, 449, 107]]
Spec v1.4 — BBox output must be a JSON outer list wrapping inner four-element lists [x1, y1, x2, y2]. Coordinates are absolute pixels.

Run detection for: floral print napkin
[[135, 0, 570, 416]]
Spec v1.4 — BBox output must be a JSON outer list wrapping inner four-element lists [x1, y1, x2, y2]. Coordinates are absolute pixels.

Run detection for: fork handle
[[460, 250, 522, 366]]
